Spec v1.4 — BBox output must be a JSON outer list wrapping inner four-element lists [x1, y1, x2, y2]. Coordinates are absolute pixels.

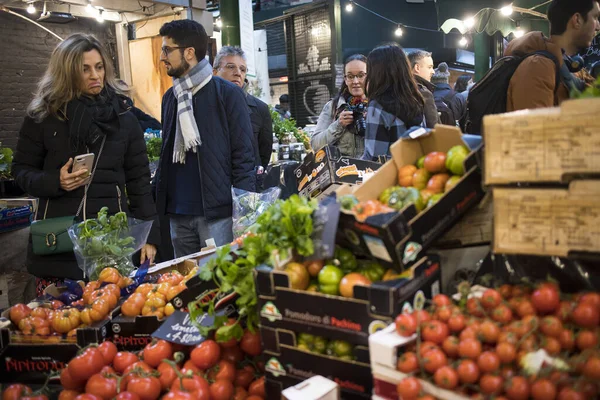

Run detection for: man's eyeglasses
[[222, 63, 247, 74], [161, 46, 186, 56], [344, 73, 367, 81]]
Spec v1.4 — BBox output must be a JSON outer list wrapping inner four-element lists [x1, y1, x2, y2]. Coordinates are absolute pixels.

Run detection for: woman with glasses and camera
[[310, 54, 368, 158], [362, 44, 425, 161], [12, 33, 159, 292]]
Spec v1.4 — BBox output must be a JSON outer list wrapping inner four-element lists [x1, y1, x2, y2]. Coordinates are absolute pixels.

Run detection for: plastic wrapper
[[474, 252, 600, 292], [68, 208, 153, 280], [232, 186, 281, 238]]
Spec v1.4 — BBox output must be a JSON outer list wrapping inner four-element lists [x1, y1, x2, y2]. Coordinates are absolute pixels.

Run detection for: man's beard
[[167, 58, 190, 78]]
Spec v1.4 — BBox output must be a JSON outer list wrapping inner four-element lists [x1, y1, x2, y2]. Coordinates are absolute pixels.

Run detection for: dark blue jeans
[[169, 215, 233, 258]]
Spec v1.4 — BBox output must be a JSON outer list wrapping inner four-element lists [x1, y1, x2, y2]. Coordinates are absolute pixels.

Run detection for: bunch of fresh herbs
[[146, 137, 162, 162], [0, 143, 13, 180]]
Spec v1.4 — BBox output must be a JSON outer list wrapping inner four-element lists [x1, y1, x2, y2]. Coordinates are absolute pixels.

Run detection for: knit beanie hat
[[431, 62, 450, 84]]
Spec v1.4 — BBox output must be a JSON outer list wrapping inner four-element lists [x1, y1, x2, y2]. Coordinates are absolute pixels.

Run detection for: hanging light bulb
[[96, 9, 104, 23], [345, 2, 353, 12], [500, 5, 513, 16], [27, 3, 36, 13], [514, 20, 525, 38], [395, 25, 403, 37], [459, 36, 468, 47], [86, 1, 95, 14], [464, 16, 475, 29], [215, 18, 223, 28]]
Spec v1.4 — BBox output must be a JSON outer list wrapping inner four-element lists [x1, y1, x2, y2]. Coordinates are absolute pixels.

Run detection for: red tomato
[[397, 351, 419, 373], [396, 377, 421, 400], [481, 289, 502, 309], [458, 338, 482, 360], [531, 285, 560, 314], [85, 373, 118, 400], [448, 313, 466, 333], [419, 341, 440, 357], [498, 284, 513, 299], [115, 393, 141, 400], [248, 376, 265, 397], [2, 384, 32, 400], [422, 349, 447, 374], [576, 329, 598, 350], [432, 294, 451, 308], [583, 356, 600, 380], [170, 375, 210, 400], [555, 301, 575, 322], [20, 396, 48, 400], [442, 336, 460, 358], [540, 316, 563, 338], [221, 345, 244, 364], [505, 376, 530, 400], [157, 362, 179, 391], [126, 376, 161, 400], [217, 318, 239, 348], [433, 366, 458, 389], [233, 387, 249, 400], [210, 379, 235, 400], [246, 397, 263, 400], [480, 374, 504, 395], [191, 340, 221, 369], [124, 361, 153, 376], [182, 360, 202, 375], [579, 293, 600, 309], [412, 310, 432, 324], [466, 298, 484, 317], [58, 391, 80, 400], [74, 396, 102, 400], [395, 313, 417, 337], [161, 392, 194, 400], [234, 365, 255, 389], [67, 348, 105, 382], [113, 352, 139, 374], [97, 341, 118, 365], [240, 330, 262, 356], [492, 304, 513, 324], [531, 379, 557, 400], [477, 351, 500, 374], [516, 300, 536, 318], [457, 360, 480, 384], [557, 387, 586, 400], [435, 306, 453, 323], [60, 368, 85, 391], [559, 329, 575, 351], [142, 340, 173, 368], [496, 342, 517, 364], [208, 360, 236, 382], [479, 320, 500, 344], [572, 303, 599, 328], [421, 320, 449, 345], [9, 304, 32, 325]]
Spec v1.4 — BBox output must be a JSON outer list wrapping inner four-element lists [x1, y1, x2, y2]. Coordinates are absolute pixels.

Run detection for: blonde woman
[[12, 33, 159, 291]]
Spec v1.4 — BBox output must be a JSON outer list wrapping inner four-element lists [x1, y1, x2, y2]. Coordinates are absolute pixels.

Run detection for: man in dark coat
[[431, 62, 467, 127], [213, 46, 273, 171], [155, 20, 257, 258], [408, 50, 439, 128]]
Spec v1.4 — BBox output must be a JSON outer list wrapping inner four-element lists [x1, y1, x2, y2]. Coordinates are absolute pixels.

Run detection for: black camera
[[346, 102, 366, 136]]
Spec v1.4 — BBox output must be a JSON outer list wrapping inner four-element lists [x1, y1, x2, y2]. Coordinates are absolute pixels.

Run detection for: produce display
[[393, 282, 600, 400], [296, 331, 356, 361], [1, 336, 265, 400], [339, 145, 470, 221], [7, 267, 132, 341], [119, 268, 197, 319]]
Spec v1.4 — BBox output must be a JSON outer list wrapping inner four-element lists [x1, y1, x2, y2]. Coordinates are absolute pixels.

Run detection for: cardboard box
[[267, 375, 368, 400], [295, 145, 380, 200], [434, 193, 493, 248], [281, 375, 340, 400], [255, 256, 441, 345], [492, 180, 600, 257], [337, 126, 485, 268], [262, 326, 371, 398], [369, 324, 469, 400], [483, 98, 600, 185]]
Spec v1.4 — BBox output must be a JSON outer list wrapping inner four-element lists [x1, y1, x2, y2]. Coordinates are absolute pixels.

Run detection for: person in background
[[123, 97, 162, 132], [12, 33, 159, 292], [454, 74, 473, 131], [213, 46, 273, 172], [432, 62, 466, 127], [408, 50, 439, 128], [362, 44, 425, 161], [311, 54, 367, 158], [274, 94, 291, 120], [505, 0, 599, 111], [155, 20, 256, 258]]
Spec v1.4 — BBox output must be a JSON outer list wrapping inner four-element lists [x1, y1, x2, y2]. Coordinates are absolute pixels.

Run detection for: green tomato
[[445, 145, 469, 176], [297, 343, 310, 352], [339, 354, 354, 361], [378, 187, 395, 206], [338, 194, 359, 211], [319, 284, 340, 296], [416, 155, 426, 169], [313, 336, 328, 354], [402, 188, 421, 211], [387, 187, 409, 210], [359, 261, 385, 282], [298, 332, 315, 347], [427, 193, 444, 208], [331, 340, 353, 357], [334, 248, 357, 272]]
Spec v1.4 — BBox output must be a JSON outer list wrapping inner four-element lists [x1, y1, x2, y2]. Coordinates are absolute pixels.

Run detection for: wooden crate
[[484, 98, 600, 185], [493, 180, 600, 257], [435, 193, 493, 248]]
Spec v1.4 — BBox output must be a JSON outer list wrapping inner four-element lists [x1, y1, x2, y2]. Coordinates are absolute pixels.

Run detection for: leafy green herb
[[571, 75, 600, 99], [0, 143, 13, 180], [146, 137, 162, 162]]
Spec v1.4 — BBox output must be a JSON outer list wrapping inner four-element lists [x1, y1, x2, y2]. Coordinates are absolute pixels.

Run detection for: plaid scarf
[[171, 59, 213, 164]]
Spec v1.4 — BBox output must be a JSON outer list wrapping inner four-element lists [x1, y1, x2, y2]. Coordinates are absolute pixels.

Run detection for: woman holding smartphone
[[12, 34, 159, 292]]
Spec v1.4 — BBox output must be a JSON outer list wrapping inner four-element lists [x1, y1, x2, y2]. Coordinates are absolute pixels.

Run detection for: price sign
[[151, 308, 234, 346]]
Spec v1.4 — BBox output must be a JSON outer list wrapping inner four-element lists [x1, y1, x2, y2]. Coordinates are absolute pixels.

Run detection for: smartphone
[[72, 153, 95, 176]]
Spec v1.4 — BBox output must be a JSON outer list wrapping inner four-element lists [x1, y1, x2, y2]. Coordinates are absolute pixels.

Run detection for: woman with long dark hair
[[12, 34, 159, 292], [362, 44, 425, 160], [454, 74, 472, 93], [311, 54, 367, 157]]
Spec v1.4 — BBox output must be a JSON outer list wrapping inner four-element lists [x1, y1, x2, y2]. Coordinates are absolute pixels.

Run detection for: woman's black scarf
[[66, 87, 123, 151]]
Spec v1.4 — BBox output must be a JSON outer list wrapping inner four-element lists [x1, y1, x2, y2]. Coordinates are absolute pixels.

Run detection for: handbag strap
[[42, 135, 107, 221]]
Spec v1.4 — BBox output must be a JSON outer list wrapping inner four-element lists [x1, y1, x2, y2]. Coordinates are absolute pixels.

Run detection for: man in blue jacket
[[155, 20, 257, 257]]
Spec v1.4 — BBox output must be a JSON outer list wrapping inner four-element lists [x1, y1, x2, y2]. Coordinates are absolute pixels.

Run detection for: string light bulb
[[395, 25, 403, 37], [215, 18, 222, 28], [459, 36, 468, 47], [96, 9, 104, 23], [345, 2, 353, 12], [27, 3, 36, 13], [514, 20, 524, 38], [501, 5, 513, 16], [464, 16, 475, 29], [86, 1, 95, 14]]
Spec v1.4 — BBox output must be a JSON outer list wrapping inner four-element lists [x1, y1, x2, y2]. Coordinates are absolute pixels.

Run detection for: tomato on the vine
[[418, 341, 439, 357], [58, 390, 80, 400], [477, 351, 500, 374], [9, 304, 32, 326], [421, 320, 449, 345], [498, 284, 512, 299], [481, 289, 502, 309], [442, 336, 459, 358], [191, 340, 221, 369], [210, 379, 235, 400], [458, 338, 482, 360], [531, 284, 560, 314], [572, 303, 599, 329], [234, 365, 255, 389], [170, 375, 210, 400], [432, 294, 451, 308], [557, 387, 586, 400], [396, 377, 421, 400], [113, 352, 139, 374], [2, 384, 32, 400], [505, 376, 530, 400], [208, 360, 236, 382], [422, 349, 447, 374], [397, 351, 419, 373], [60, 367, 85, 391], [240, 330, 262, 356], [457, 359, 480, 384], [466, 298, 485, 317], [433, 366, 458, 389], [395, 313, 417, 337], [248, 376, 265, 397], [157, 362, 179, 391], [583, 356, 600, 380], [126, 376, 161, 400], [576, 329, 598, 350], [67, 347, 105, 382], [479, 320, 500, 344], [492, 304, 513, 324], [448, 313, 466, 333], [161, 392, 193, 400], [97, 341, 117, 365], [412, 310, 432, 324], [142, 340, 173, 368], [85, 373, 118, 400], [516, 300, 536, 318], [480, 374, 504, 395], [220, 345, 244, 364], [496, 342, 517, 364]]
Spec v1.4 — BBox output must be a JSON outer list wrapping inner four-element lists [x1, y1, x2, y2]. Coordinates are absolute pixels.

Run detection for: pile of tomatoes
[[394, 283, 600, 400], [120, 269, 198, 320], [2, 328, 265, 400]]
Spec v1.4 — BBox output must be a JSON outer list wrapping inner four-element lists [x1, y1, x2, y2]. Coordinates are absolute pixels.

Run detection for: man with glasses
[[213, 46, 273, 179], [155, 20, 257, 258], [408, 50, 439, 128]]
